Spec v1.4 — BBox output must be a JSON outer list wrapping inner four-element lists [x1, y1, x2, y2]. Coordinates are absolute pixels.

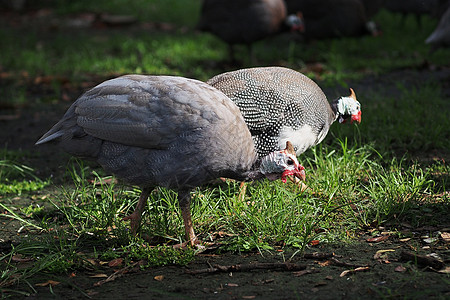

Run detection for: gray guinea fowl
[[197, 0, 304, 62], [36, 75, 306, 246], [207, 66, 361, 158], [426, 5, 450, 51]]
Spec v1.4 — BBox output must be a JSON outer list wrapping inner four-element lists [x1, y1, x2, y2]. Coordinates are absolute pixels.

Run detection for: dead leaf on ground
[[242, 296, 256, 299], [440, 232, 450, 243], [437, 266, 450, 274], [35, 280, 60, 287], [317, 260, 332, 267], [227, 283, 239, 287], [11, 255, 33, 263], [399, 238, 411, 242], [108, 258, 123, 267], [89, 274, 108, 278], [309, 240, 320, 246], [367, 235, 389, 243], [373, 249, 395, 260], [395, 265, 407, 272], [154, 275, 164, 281], [422, 237, 439, 244], [339, 266, 370, 277]]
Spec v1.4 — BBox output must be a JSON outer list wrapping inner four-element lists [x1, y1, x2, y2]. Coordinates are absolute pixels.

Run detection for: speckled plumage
[[207, 67, 360, 157], [36, 74, 305, 245]]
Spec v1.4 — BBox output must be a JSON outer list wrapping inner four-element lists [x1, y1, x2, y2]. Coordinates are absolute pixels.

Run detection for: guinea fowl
[[207, 67, 361, 158], [284, 0, 380, 39], [197, 0, 304, 62], [35, 75, 306, 246], [385, 0, 440, 27], [426, 5, 450, 51]]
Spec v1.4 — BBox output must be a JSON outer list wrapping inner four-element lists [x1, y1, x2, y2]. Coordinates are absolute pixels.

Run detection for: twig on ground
[[400, 251, 445, 270]]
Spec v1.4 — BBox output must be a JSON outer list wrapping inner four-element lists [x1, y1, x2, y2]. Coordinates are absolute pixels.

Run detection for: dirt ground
[[0, 68, 448, 299], [12, 240, 450, 299]]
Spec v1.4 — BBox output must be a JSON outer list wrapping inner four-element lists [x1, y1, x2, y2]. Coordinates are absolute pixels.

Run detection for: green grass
[[0, 1, 449, 296]]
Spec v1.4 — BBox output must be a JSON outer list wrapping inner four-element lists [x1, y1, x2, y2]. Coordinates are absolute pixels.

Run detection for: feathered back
[[207, 67, 335, 156], [37, 75, 257, 189]]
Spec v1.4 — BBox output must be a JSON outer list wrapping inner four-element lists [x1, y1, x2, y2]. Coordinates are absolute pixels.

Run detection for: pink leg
[[178, 190, 197, 246], [123, 187, 151, 234]]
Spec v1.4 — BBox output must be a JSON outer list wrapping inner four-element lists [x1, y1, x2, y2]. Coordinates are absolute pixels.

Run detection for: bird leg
[[238, 181, 247, 202], [178, 190, 197, 246], [123, 187, 151, 234]]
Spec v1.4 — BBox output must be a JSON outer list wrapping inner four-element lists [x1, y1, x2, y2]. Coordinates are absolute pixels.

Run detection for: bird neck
[[226, 159, 265, 182], [331, 96, 351, 124], [330, 98, 340, 122]]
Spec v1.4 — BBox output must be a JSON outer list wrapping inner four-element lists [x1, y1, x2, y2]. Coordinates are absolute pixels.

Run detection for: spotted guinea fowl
[[426, 5, 450, 51], [197, 0, 303, 62], [35, 75, 305, 246], [207, 67, 361, 157]]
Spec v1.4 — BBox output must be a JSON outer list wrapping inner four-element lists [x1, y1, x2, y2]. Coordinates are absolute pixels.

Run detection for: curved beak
[[351, 110, 361, 124], [281, 165, 306, 183]]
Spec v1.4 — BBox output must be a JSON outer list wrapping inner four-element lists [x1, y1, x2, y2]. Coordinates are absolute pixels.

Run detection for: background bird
[[35, 74, 305, 246], [385, 0, 440, 28], [197, 0, 304, 63], [426, 5, 450, 51], [284, 0, 380, 39], [207, 67, 361, 158]]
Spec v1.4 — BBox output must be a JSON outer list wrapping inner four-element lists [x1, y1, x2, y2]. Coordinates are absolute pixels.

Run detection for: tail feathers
[[35, 130, 64, 145]]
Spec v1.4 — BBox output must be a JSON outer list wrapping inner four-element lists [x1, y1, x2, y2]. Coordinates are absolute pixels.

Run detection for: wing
[[73, 75, 218, 149]]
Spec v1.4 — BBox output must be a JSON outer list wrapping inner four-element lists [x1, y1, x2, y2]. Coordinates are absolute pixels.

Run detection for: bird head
[[286, 12, 305, 33], [260, 141, 306, 183], [337, 88, 361, 124]]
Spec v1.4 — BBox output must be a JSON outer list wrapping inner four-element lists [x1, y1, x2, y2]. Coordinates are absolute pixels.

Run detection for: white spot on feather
[[278, 125, 318, 156]]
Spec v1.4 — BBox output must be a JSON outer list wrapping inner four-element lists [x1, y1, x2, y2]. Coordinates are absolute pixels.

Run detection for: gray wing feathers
[[38, 75, 226, 150]]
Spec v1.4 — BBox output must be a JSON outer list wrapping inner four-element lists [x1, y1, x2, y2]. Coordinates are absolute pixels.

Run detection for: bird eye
[[287, 159, 294, 165]]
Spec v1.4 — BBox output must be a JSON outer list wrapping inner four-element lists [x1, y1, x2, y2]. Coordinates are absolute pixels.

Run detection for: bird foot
[[172, 238, 214, 251], [122, 211, 141, 235], [289, 176, 309, 192]]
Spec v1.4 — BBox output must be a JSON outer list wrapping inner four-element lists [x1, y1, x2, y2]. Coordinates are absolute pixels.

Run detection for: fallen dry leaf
[[422, 237, 439, 244], [399, 238, 411, 242], [227, 283, 239, 287], [11, 255, 33, 263], [437, 266, 450, 274], [374, 249, 395, 259], [367, 235, 389, 243], [242, 296, 256, 299], [340, 266, 370, 277], [35, 280, 60, 287], [89, 274, 108, 278], [85, 258, 98, 266], [395, 265, 407, 272], [317, 260, 332, 267], [440, 232, 450, 243], [154, 275, 164, 281], [108, 258, 123, 267], [309, 240, 320, 246]]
